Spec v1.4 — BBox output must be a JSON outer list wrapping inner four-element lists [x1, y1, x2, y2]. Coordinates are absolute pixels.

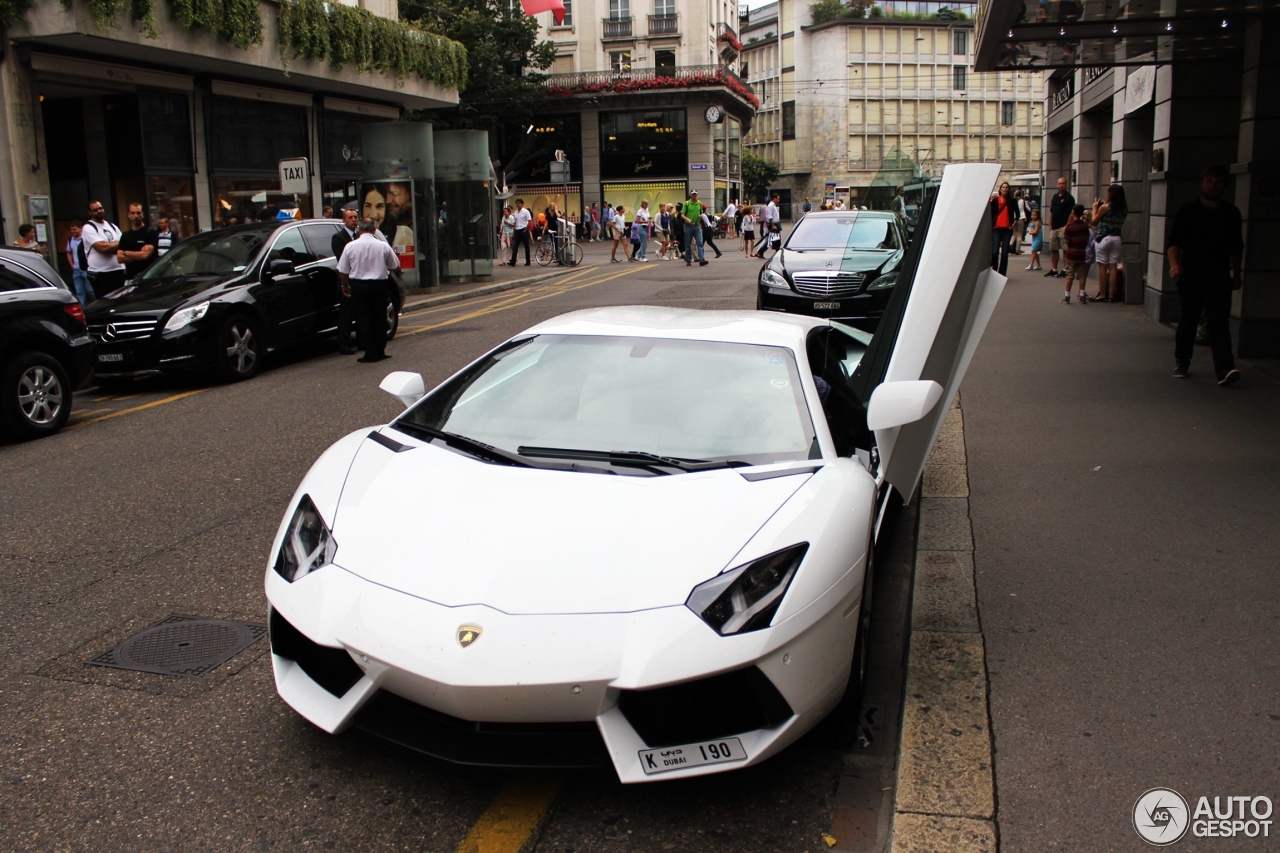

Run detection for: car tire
[[386, 297, 400, 341], [849, 545, 875, 701], [217, 313, 263, 383], [1, 350, 72, 440]]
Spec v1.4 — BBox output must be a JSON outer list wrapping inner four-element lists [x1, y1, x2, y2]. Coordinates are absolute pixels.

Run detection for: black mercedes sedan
[[0, 248, 95, 440], [756, 210, 905, 327], [86, 220, 404, 386]]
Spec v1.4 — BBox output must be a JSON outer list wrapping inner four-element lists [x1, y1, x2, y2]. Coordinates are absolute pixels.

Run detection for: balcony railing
[[543, 64, 759, 109], [716, 22, 743, 56], [648, 13, 679, 35], [602, 17, 634, 38]]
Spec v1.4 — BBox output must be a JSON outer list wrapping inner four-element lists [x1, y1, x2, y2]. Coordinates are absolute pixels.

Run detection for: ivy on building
[[46, 0, 466, 88], [279, 0, 467, 86]]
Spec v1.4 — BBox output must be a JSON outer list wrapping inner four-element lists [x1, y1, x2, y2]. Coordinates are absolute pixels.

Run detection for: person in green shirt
[[681, 192, 707, 266]]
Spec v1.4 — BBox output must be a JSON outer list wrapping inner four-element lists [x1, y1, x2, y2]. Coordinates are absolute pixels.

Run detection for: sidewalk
[[960, 262, 1280, 850]]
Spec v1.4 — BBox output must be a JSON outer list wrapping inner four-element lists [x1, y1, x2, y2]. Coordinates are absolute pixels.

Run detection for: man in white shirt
[[723, 200, 738, 238], [507, 198, 533, 266], [80, 200, 125, 298], [337, 219, 400, 363], [758, 194, 781, 258], [633, 200, 652, 261]]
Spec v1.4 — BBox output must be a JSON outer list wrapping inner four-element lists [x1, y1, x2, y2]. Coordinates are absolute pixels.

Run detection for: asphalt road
[[0, 246, 869, 853]]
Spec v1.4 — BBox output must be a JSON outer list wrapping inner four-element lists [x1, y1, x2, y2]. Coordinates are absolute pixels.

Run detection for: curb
[[400, 268, 576, 315], [889, 397, 999, 853]]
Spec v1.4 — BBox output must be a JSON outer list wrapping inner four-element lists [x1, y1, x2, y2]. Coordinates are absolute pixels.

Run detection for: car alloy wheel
[[219, 315, 263, 382], [2, 351, 72, 440], [18, 363, 63, 426], [385, 300, 400, 341]]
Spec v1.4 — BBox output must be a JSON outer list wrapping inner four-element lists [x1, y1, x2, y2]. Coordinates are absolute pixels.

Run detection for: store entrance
[[41, 89, 197, 279]]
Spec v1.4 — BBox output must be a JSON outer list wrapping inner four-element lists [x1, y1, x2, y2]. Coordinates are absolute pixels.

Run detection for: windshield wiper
[[393, 421, 534, 468], [517, 446, 751, 473]]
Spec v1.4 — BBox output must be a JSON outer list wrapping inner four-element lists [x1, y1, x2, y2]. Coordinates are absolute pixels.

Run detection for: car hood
[[328, 434, 812, 615], [86, 274, 237, 316], [776, 247, 898, 275]]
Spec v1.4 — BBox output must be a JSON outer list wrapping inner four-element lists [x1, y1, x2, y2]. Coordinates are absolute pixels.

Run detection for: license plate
[[98, 353, 124, 363], [638, 737, 746, 775], [813, 302, 840, 310]]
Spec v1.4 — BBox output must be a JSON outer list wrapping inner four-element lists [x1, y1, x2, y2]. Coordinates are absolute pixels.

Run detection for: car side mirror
[[267, 258, 295, 278], [865, 380, 943, 430], [379, 371, 425, 409]]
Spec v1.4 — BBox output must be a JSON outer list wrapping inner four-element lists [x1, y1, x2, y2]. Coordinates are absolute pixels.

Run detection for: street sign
[[549, 160, 571, 182], [690, 164, 709, 171], [279, 158, 310, 194]]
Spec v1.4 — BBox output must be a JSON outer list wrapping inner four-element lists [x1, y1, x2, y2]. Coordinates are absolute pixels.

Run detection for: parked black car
[[85, 220, 405, 386], [0, 248, 96, 440], [757, 210, 905, 327]]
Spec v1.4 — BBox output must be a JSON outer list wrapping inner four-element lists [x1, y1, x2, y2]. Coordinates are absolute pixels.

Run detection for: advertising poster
[[359, 179, 416, 271]]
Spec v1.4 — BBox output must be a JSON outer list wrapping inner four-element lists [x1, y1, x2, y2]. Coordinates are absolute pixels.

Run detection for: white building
[[742, 1, 1044, 214], [522, 0, 755, 217]]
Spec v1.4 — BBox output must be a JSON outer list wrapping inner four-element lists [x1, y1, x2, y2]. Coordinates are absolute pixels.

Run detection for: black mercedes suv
[[85, 220, 404, 386], [0, 248, 95, 440], [757, 210, 905, 327]]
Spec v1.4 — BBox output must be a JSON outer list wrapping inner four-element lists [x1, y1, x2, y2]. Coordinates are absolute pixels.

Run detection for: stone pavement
[[960, 261, 1280, 851]]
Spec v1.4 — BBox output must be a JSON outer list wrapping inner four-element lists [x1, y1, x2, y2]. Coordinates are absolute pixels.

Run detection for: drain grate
[[87, 615, 267, 678]]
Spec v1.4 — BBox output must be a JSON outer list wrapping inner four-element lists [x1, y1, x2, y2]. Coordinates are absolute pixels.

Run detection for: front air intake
[[269, 609, 364, 698], [618, 666, 794, 748]]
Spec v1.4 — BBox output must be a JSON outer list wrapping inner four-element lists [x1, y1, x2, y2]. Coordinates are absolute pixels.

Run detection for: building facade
[[979, 1, 1280, 355], [521, 0, 755, 219], [742, 1, 1044, 214], [3, 0, 461, 275]]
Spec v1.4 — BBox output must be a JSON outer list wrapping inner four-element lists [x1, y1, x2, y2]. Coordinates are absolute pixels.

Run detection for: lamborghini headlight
[[686, 544, 809, 636], [759, 268, 789, 289], [866, 272, 898, 290], [273, 495, 337, 583], [164, 301, 211, 332]]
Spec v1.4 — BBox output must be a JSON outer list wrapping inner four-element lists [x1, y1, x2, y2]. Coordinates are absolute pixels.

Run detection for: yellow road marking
[[70, 389, 206, 429], [402, 264, 602, 319], [67, 407, 113, 422], [401, 266, 645, 338], [112, 393, 140, 402], [454, 774, 563, 853], [91, 396, 114, 403]]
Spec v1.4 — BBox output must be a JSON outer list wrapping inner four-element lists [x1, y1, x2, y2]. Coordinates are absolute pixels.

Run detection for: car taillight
[[62, 303, 87, 326]]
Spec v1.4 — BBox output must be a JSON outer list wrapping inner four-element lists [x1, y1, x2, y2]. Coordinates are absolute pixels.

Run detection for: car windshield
[[398, 335, 819, 469], [787, 216, 899, 252], [139, 228, 273, 280]]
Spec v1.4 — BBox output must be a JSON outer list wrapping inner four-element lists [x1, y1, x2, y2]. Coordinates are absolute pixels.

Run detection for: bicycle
[[535, 232, 583, 267]]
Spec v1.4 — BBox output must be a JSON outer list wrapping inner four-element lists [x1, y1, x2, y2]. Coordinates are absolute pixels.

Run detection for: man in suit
[[332, 204, 361, 354]]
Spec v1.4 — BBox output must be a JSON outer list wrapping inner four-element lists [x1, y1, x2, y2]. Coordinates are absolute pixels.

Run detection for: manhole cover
[[87, 615, 267, 678]]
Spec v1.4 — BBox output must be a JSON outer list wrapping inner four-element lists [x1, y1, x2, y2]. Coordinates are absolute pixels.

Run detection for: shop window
[[208, 98, 308, 174], [139, 94, 193, 171], [953, 66, 967, 90], [782, 101, 796, 140]]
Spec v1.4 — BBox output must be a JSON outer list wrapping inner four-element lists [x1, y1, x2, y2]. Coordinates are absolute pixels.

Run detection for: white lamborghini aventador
[[265, 164, 1006, 782]]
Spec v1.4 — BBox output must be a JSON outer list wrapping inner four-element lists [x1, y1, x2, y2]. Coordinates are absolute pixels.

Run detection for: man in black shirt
[[1046, 176, 1075, 278], [1167, 164, 1244, 385], [116, 203, 158, 278]]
